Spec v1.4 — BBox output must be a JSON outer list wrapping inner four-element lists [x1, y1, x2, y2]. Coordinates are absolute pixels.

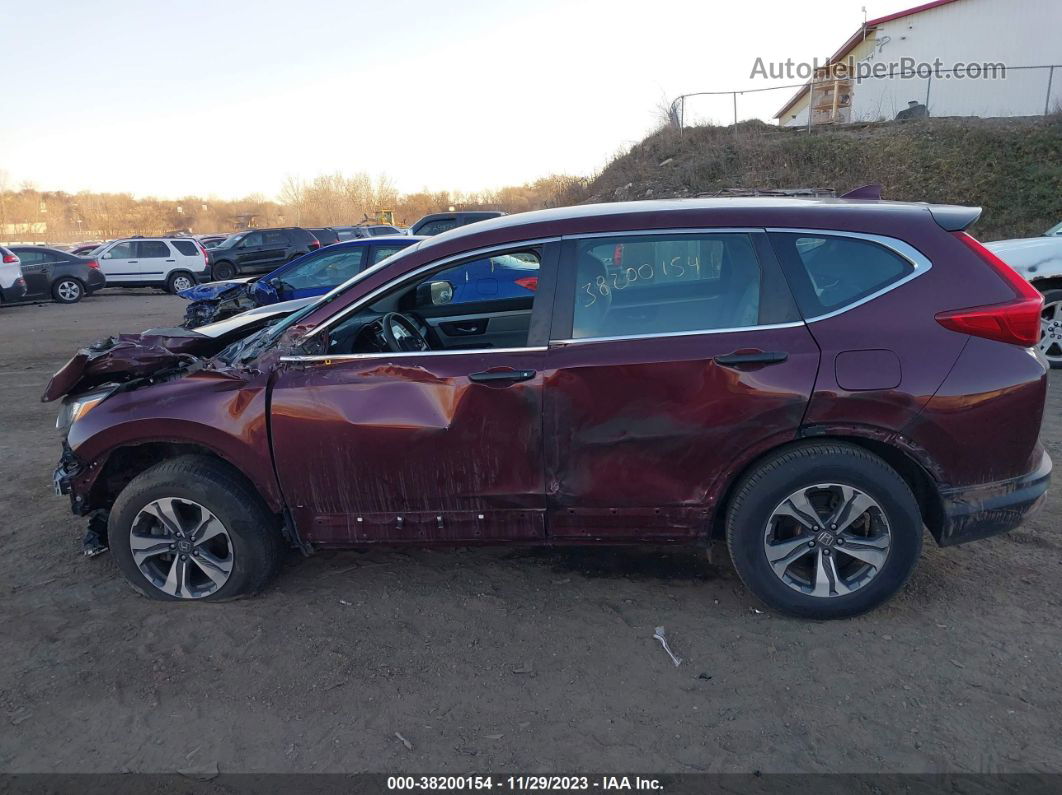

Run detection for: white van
[[95, 238, 210, 293]]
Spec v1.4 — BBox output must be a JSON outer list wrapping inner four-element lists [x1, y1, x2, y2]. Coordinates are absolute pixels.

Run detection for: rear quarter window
[[172, 240, 199, 256], [769, 232, 915, 317]]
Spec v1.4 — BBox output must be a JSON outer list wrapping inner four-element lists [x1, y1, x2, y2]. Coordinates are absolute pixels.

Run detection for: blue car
[[179, 236, 420, 327]]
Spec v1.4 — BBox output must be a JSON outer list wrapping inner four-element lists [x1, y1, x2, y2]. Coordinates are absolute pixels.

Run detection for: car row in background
[[0, 211, 508, 307]]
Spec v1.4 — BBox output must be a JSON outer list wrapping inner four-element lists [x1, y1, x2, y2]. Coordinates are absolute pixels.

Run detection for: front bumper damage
[[936, 449, 1052, 546], [53, 441, 90, 514]]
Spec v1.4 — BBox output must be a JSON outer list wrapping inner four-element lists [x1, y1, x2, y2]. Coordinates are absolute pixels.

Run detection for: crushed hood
[[43, 297, 316, 402], [178, 277, 255, 302], [42, 329, 220, 403]]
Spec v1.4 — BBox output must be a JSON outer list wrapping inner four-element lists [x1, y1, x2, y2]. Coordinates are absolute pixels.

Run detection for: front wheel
[[109, 456, 284, 601], [726, 442, 922, 619], [52, 277, 85, 304], [1038, 289, 1062, 369]]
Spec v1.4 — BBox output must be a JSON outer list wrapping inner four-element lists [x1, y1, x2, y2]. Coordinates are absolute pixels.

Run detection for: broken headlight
[[55, 390, 111, 434]]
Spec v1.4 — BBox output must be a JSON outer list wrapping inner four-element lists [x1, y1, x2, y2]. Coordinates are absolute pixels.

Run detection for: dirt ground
[[1, 289, 1060, 775]]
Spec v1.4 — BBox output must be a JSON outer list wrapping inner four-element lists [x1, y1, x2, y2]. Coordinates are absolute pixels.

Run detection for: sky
[[0, 0, 918, 200]]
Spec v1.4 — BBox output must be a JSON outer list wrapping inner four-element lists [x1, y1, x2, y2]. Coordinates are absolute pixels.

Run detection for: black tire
[[211, 260, 237, 281], [1037, 288, 1062, 369], [109, 455, 284, 601], [725, 442, 922, 619], [166, 271, 195, 295], [52, 277, 85, 304]]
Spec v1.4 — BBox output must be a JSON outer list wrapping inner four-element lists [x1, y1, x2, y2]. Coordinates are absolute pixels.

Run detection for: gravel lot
[[1, 289, 1061, 774]]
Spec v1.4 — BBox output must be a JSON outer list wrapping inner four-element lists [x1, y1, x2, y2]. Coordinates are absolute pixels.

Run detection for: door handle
[[714, 351, 789, 367], [469, 369, 536, 383], [165, 259, 175, 262]]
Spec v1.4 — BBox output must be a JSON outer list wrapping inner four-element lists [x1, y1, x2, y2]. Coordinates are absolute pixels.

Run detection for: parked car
[[306, 228, 340, 247], [46, 198, 1050, 617], [334, 225, 405, 240], [90, 237, 210, 293], [178, 236, 420, 327], [0, 246, 28, 304], [986, 226, 1062, 368], [7, 246, 106, 303], [410, 211, 504, 236], [206, 227, 320, 281]]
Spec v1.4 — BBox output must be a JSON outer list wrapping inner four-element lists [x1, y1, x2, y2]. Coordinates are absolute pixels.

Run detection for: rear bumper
[[85, 270, 107, 291], [1, 279, 27, 302], [936, 449, 1051, 546]]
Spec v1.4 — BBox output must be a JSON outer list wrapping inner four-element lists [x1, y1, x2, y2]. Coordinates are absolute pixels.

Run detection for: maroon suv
[[46, 198, 1051, 618]]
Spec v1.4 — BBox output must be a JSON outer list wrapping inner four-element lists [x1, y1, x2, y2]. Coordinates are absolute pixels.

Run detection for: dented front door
[[269, 350, 547, 545]]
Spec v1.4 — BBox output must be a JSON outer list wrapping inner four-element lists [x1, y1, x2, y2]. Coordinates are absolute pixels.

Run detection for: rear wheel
[[52, 277, 84, 304], [212, 261, 237, 281], [726, 442, 922, 619], [167, 271, 195, 294], [109, 456, 284, 601], [1038, 289, 1062, 369]]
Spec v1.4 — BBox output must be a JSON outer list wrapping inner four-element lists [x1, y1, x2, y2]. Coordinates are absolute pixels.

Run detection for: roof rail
[[840, 184, 883, 200]]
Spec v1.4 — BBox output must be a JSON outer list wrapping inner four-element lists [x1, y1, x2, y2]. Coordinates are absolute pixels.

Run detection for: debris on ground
[[395, 732, 413, 751], [653, 626, 682, 667]]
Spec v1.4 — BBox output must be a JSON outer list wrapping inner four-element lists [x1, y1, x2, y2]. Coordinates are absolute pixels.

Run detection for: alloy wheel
[[763, 483, 892, 598], [1039, 300, 1062, 365], [171, 275, 193, 292], [56, 280, 81, 302], [129, 497, 234, 599]]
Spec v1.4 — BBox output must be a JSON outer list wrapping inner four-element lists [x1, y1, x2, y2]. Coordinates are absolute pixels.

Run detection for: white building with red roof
[[774, 0, 1061, 126]]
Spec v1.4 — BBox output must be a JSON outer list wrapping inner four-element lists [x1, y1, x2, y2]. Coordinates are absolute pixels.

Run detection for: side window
[[419, 219, 458, 236], [138, 241, 171, 258], [569, 233, 762, 339], [240, 232, 264, 248], [107, 241, 136, 259], [16, 251, 41, 264], [769, 233, 914, 316], [413, 252, 540, 308], [281, 249, 366, 288], [172, 240, 199, 256], [264, 231, 287, 246], [370, 244, 409, 265]]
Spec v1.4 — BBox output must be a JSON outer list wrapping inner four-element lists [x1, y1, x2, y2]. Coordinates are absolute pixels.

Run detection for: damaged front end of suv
[[45, 299, 316, 554]]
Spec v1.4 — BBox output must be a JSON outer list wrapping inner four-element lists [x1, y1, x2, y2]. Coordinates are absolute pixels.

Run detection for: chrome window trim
[[551, 322, 805, 347], [765, 228, 933, 323], [281, 346, 548, 363]]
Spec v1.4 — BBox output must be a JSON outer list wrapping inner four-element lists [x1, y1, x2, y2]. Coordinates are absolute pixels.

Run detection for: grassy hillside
[[580, 116, 1062, 240]]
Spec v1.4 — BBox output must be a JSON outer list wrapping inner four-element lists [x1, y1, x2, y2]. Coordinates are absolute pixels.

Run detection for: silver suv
[[94, 238, 210, 293]]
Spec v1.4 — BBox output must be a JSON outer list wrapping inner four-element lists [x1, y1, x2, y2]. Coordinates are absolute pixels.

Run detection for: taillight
[[197, 242, 209, 266], [86, 259, 100, 270], [934, 232, 1043, 348], [2, 254, 17, 264], [308, 241, 321, 250], [514, 276, 538, 292]]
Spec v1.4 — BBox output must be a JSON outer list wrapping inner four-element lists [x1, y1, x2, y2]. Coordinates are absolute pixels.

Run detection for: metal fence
[[669, 64, 1061, 131]]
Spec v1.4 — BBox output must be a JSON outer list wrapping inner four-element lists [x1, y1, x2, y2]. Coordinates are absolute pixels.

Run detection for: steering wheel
[[379, 312, 431, 353]]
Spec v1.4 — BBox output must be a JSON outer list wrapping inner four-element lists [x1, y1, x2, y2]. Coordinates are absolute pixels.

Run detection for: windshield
[[214, 233, 244, 250], [240, 239, 424, 360]]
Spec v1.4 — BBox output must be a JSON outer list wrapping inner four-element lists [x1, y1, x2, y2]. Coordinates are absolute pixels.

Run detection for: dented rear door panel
[[270, 351, 548, 545], [543, 327, 820, 538]]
